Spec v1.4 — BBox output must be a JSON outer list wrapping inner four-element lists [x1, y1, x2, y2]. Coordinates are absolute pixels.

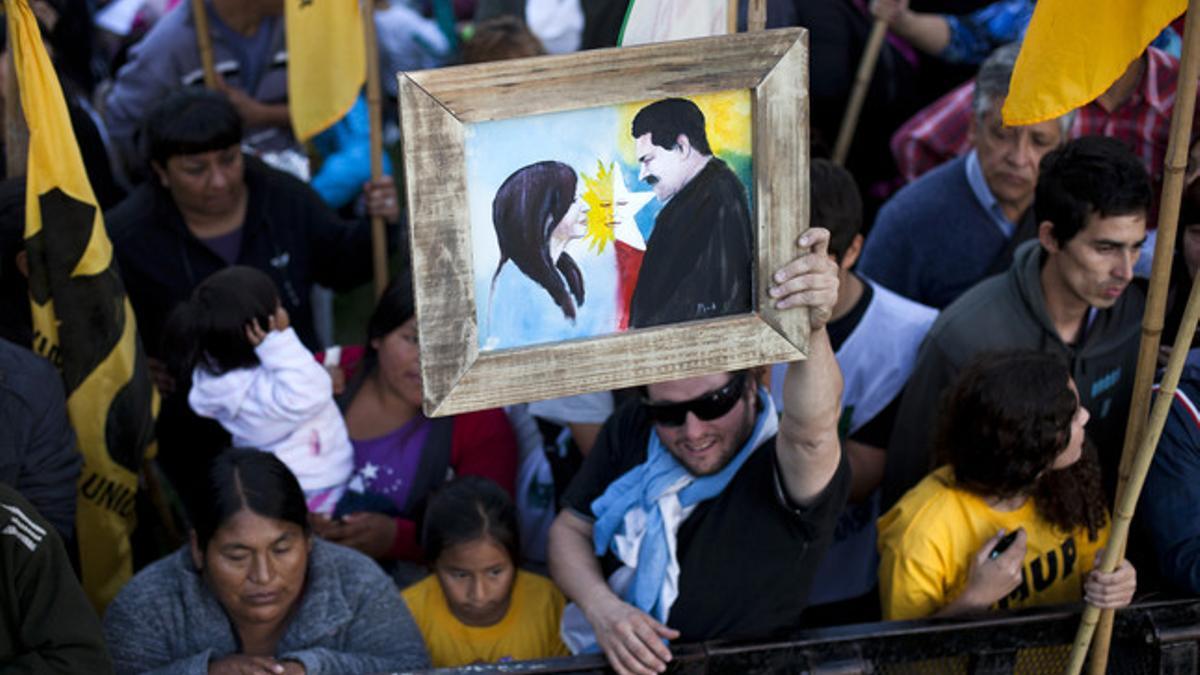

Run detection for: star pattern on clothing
[[361, 462, 380, 481]]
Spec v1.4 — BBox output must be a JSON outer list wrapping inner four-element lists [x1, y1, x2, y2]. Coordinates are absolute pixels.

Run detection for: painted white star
[[610, 164, 654, 251], [360, 462, 380, 481]]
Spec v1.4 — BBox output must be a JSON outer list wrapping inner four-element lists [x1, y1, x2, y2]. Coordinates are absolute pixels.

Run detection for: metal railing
[[406, 597, 1200, 674]]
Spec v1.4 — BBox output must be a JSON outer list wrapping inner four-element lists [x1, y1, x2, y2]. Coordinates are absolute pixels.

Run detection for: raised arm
[[249, 325, 335, 421], [870, 0, 952, 56], [767, 228, 843, 505]]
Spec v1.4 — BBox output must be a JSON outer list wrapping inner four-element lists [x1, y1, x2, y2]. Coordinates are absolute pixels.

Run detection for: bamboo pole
[[747, 0, 767, 33], [4, 45, 27, 178], [189, 0, 218, 88], [1082, 4, 1200, 673], [362, 0, 388, 299], [727, 0, 738, 34], [832, 19, 887, 165]]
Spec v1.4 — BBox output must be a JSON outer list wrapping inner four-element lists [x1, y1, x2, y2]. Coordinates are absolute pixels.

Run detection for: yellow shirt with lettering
[[877, 466, 1109, 620], [402, 570, 570, 668]]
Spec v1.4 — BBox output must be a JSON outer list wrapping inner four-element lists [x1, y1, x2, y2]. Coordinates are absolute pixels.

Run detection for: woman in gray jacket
[[102, 449, 429, 674]]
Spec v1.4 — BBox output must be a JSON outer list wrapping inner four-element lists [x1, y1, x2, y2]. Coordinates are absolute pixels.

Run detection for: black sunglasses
[[642, 372, 748, 427]]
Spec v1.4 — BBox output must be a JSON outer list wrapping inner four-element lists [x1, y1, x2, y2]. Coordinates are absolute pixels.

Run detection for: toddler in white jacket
[[165, 266, 353, 514]]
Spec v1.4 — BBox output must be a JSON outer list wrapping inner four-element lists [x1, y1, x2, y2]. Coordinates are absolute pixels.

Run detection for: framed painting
[[399, 28, 810, 416]]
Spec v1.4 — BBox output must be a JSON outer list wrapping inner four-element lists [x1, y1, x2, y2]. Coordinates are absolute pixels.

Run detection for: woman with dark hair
[[110, 87, 400, 359], [401, 476, 568, 667], [311, 273, 518, 585], [106, 87, 400, 509], [877, 350, 1137, 620], [483, 160, 592, 350], [103, 450, 429, 674]]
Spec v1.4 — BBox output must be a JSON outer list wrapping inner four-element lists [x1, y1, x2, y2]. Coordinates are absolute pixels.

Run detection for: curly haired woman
[[877, 350, 1137, 620]]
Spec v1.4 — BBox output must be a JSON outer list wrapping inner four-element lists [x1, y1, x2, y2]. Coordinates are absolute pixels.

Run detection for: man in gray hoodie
[[881, 136, 1151, 510]]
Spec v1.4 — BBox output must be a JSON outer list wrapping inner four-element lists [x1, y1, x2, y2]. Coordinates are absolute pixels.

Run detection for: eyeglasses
[[642, 372, 748, 427]]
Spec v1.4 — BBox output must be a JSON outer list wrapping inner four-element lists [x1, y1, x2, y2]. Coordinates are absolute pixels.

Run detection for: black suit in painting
[[628, 158, 753, 329]]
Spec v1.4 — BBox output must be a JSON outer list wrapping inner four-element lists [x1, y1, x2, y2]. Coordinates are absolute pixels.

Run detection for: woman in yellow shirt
[[878, 350, 1137, 620], [402, 476, 570, 667]]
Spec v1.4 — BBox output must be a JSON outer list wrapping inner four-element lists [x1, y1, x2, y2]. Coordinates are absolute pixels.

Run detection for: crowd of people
[[3, 0, 1200, 674]]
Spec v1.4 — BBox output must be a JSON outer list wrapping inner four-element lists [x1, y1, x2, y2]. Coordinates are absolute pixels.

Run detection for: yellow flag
[[286, 0, 366, 141], [1003, 0, 1185, 125], [8, 0, 158, 612]]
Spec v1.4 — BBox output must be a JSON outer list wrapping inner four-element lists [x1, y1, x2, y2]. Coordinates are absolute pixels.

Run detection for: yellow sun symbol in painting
[[581, 160, 617, 253], [580, 161, 654, 254]]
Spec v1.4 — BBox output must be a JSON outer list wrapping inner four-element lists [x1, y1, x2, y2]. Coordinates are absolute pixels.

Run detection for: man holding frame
[[548, 227, 849, 675]]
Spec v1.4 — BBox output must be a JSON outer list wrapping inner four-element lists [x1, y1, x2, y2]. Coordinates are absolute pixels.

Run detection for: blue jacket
[[1142, 355, 1200, 593], [0, 338, 80, 543], [311, 96, 394, 210]]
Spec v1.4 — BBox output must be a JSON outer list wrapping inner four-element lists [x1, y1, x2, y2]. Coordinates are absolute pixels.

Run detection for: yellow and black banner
[[285, 0, 366, 141], [7, 0, 157, 611]]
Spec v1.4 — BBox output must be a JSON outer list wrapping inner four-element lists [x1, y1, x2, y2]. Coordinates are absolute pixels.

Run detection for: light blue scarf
[[590, 388, 778, 623]]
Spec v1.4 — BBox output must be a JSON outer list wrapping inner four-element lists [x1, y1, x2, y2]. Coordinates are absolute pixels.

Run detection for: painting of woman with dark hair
[[483, 161, 598, 349]]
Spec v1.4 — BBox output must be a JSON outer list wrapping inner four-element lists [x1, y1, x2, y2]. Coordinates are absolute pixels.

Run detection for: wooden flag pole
[[363, 0, 388, 299], [189, 0, 218, 88], [728, 0, 766, 33], [1083, 4, 1200, 674], [4, 45, 27, 178], [748, 0, 767, 32], [832, 19, 887, 165]]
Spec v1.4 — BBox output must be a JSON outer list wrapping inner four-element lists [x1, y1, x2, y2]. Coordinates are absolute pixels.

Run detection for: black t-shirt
[[563, 399, 851, 643], [827, 278, 873, 351]]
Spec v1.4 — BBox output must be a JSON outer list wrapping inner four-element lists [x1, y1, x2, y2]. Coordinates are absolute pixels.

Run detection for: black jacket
[[0, 483, 111, 673], [106, 156, 380, 357]]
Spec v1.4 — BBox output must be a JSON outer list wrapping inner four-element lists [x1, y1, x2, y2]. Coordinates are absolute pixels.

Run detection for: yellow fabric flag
[[1003, 0, 1186, 126], [286, 0, 366, 141], [8, 0, 158, 612]]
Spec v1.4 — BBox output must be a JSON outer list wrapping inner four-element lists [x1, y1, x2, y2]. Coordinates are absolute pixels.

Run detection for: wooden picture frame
[[399, 28, 809, 416]]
